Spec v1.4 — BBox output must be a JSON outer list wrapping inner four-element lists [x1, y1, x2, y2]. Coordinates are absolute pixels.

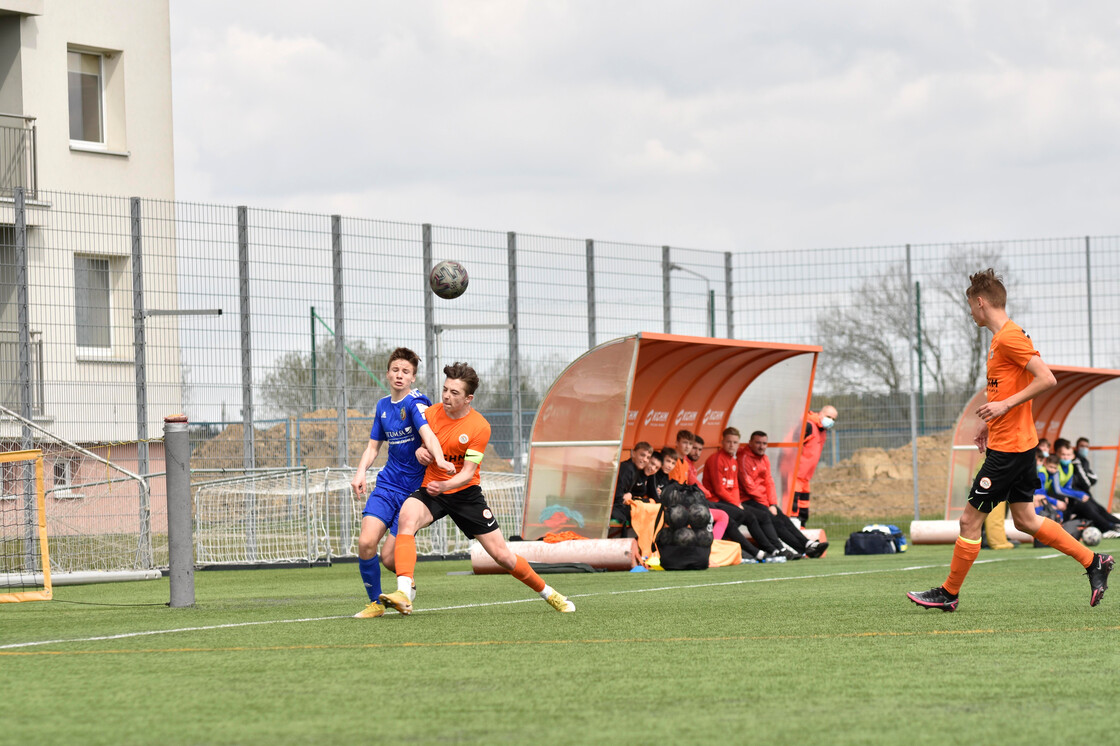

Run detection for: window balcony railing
[[0, 330, 45, 418], [0, 114, 36, 200]]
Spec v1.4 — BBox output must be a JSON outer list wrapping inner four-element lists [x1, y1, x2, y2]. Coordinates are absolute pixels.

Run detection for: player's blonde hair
[[966, 268, 1007, 308]]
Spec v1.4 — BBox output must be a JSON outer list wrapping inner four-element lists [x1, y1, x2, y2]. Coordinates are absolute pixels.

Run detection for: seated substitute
[[1049, 444, 1120, 535], [643, 451, 663, 499], [666, 429, 712, 499], [738, 430, 828, 559], [649, 447, 677, 499], [1035, 453, 1066, 521], [701, 427, 778, 561], [381, 362, 575, 615], [1074, 436, 1098, 487], [612, 442, 653, 527]]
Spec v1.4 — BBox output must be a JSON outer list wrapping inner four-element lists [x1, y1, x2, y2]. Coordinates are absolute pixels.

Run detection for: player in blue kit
[[350, 347, 453, 618]]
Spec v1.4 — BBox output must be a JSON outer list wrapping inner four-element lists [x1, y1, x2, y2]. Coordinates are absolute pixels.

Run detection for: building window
[[75, 255, 111, 349], [53, 455, 76, 488], [68, 51, 104, 144], [0, 461, 16, 500]]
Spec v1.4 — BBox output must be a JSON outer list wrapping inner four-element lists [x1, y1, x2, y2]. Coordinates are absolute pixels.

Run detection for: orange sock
[[395, 534, 416, 580], [943, 536, 982, 595], [510, 555, 545, 593], [1035, 517, 1094, 567]]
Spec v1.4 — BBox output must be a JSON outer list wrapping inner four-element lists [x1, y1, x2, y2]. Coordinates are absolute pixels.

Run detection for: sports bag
[[844, 530, 896, 555], [655, 483, 712, 570], [658, 542, 710, 570]]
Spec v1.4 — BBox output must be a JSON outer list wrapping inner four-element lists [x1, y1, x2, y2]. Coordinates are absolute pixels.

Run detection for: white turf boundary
[[0, 554, 1062, 651]]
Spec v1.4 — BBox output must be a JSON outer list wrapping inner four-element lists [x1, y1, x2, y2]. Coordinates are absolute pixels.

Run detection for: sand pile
[[810, 430, 953, 518]]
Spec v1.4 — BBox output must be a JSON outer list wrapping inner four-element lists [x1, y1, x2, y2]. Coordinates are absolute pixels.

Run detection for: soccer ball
[[429, 260, 469, 300], [1082, 526, 1102, 547]]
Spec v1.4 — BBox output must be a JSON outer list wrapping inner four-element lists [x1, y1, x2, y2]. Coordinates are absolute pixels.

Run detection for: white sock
[[756, 550, 767, 561], [539, 584, 554, 599], [397, 576, 413, 595]]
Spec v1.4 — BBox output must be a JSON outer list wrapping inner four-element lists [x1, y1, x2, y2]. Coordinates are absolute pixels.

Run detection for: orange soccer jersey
[[421, 403, 491, 493], [985, 320, 1041, 453]]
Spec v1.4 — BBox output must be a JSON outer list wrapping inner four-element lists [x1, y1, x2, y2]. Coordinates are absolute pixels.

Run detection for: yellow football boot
[[379, 590, 413, 615], [353, 601, 385, 619]]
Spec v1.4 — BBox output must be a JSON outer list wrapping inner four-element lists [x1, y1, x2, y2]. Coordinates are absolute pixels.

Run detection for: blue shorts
[[362, 485, 411, 536]]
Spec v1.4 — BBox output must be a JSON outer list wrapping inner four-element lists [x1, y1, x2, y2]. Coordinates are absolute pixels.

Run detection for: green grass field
[[3, 541, 1119, 745]]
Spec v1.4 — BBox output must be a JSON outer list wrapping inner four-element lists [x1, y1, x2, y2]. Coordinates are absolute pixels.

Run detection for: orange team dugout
[[917, 365, 1120, 545], [520, 333, 821, 540]]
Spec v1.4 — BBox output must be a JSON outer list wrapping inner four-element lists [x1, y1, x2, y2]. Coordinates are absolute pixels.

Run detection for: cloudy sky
[[169, 1, 1120, 253]]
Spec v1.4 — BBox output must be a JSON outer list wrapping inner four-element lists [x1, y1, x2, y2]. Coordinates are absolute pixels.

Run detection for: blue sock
[[359, 555, 381, 602]]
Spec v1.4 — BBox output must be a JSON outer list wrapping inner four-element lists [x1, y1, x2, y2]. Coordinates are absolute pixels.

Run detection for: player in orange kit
[[907, 269, 1112, 611], [380, 362, 575, 615]]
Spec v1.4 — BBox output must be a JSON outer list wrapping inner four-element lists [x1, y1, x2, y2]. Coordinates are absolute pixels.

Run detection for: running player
[[907, 269, 1113, 611], [380, 361, 575, 615], [350, 347, 454, 618]]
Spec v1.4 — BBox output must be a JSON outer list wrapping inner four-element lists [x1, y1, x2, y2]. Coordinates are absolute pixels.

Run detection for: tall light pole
[[670, 263, 715, 337]]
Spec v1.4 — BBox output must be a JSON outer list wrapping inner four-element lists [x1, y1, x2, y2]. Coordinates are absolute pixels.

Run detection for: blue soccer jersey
[[369, 389, 432, 495]]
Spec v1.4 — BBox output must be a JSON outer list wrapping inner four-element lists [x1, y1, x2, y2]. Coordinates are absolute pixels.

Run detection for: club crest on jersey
[[979, 477, 992, 489], [459, 433, 469, 444], [400, 406, 406, 420]]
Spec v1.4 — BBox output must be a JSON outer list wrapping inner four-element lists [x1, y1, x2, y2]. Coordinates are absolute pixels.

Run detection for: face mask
[[1039, 448, 1049, 458], [1059, 458, 1072, 467], [820, 416, 835, 429], [1077, 447, 1090, 460]]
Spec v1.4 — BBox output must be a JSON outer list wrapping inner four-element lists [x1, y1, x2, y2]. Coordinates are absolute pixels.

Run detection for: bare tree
[[259, 338, 394, 418], [929, 245, 1017, 393], [816, 245, 1017, 397], [817, 269, 913, 394]]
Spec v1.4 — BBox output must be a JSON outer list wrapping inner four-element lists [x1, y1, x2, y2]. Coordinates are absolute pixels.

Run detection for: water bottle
[[768, 554, 787, 563]]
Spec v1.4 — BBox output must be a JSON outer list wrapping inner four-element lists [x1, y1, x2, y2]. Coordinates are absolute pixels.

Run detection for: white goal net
[[1, 405, 158, 582], [192, 467, 527, 566]]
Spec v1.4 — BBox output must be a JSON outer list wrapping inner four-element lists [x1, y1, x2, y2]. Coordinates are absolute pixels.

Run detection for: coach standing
[[792, 405, 837, 527]]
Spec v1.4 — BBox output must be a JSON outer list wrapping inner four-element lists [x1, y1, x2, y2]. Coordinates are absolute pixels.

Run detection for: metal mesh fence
[[2, 185, 1117, 564]]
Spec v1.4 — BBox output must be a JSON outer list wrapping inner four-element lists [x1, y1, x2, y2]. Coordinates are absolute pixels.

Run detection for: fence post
[[1086, 236, 1094, 367], [508, 231, 523, 473], [905, 245, 920, 520], [915, 280, 925, 436], [310, 306, 317, 410], [131, 198, 149, 477], [423, 224, 436, 398], [586, 239, 596, 350], [164, 414, 194, 607], [14, 187, 29, 447], [14, 187, 33, 567], [662, 245, 672, 333], [237, 206, 256, 561], [724, 251, 734, 339], [237, 206, 254, 470], [331, 215, 348, 466], [130, 197, 153, 568]]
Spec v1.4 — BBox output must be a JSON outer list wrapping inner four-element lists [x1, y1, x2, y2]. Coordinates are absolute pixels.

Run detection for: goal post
[[0, 449, 52, 603]]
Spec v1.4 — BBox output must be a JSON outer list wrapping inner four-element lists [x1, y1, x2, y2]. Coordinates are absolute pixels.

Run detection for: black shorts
[[968, 448, 1037, 513], [409, 484, 499, 539]]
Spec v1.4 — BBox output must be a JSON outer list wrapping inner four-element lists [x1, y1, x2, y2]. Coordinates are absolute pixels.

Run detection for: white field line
[[0, 553, 1062, 651]]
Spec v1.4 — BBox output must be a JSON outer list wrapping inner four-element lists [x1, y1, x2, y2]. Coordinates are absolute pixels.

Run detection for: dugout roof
[[521, 332, 821, 540], [946, 365, 1120, 518]]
